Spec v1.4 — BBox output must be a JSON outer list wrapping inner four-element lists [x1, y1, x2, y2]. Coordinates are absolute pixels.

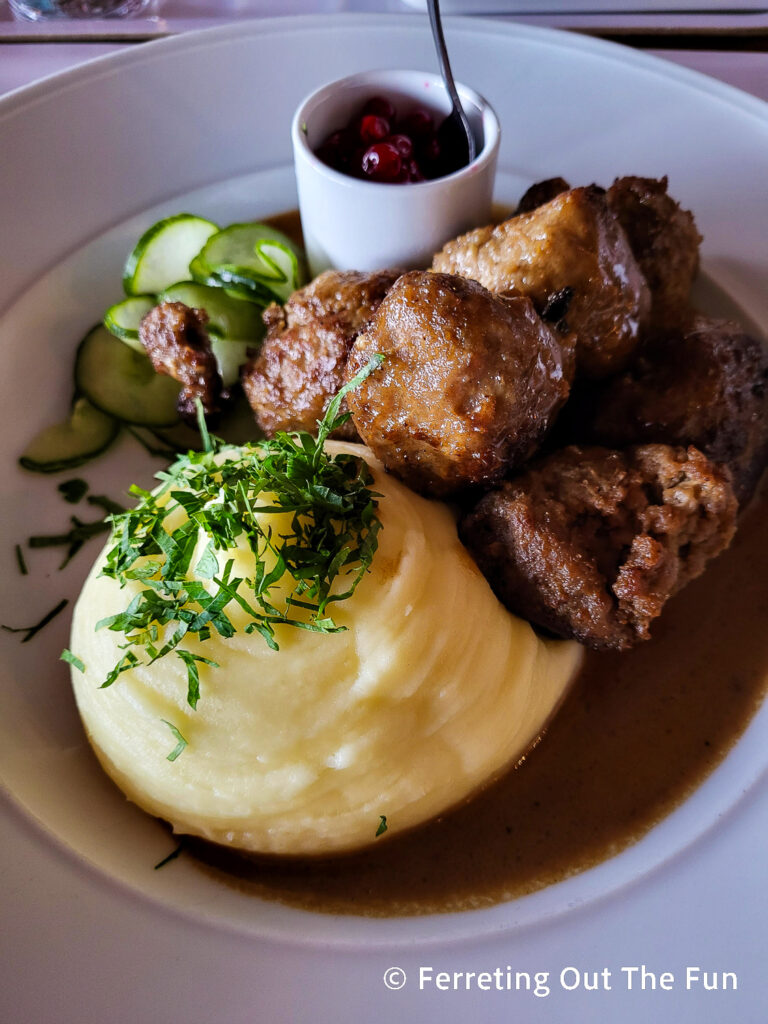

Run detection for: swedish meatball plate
[[1, 15, 767, 1024]]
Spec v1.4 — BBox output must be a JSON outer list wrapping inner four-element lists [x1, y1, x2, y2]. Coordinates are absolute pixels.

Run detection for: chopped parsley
[[14, 544, 28, 576], [2, 598, 68, 643], [87, 494, 126, 517], [96, 356, 384, 711], [162, 720, 188, 762], [60, 648, 86, 673], [154, 839, 186, 870], [8, 481, 115, 627], [176, 650, 219, 710], [24, 493, 123, 573], [126, 425, 186, 460], [58, 478, 89, 504], [28, 493, 125, 569], [29, 516, 112, 569], [376, 815, 388, 837]]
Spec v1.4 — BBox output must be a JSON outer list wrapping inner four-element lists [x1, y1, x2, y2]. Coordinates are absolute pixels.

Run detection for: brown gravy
[[188, 489, 767, 916]]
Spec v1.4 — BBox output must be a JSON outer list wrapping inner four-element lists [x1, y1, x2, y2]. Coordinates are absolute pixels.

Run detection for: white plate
[[1, 14, 767, 1022]]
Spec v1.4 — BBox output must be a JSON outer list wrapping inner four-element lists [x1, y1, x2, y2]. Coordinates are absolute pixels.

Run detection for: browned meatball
[[607, 175, 701, 332], [590, 315, 768, 504], [432, 185, 650, 378], [241, 269, 399, 438], [459, 444, 737, 650], [516, 176, 570, 215], [345, 271, 573, 498], [139, 301, 222, 420]]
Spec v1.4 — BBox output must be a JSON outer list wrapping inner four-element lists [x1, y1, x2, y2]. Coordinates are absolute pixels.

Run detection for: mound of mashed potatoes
[[70, 442, 582, 856]]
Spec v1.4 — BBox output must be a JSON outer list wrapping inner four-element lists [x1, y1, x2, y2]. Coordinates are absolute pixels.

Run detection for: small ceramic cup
[[292, 69, 500, 276]]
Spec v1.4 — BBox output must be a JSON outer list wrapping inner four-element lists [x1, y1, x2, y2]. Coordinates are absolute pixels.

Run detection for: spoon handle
[[426, 0, 476, 163]]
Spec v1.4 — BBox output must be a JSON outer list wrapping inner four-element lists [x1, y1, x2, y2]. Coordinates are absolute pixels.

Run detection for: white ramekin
[[291, 69, 500, 276]]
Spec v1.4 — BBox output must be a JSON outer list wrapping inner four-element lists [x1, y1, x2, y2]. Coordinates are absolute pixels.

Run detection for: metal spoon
[[426, 0, 476, 174]]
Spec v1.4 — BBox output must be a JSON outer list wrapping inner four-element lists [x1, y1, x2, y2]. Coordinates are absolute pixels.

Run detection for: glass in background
[[398, 0, 768, 9], [156, 1, 347, 13], [8, 0, 152, 18]]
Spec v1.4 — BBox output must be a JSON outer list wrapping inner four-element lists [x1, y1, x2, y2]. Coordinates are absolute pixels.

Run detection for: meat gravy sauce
[[188, 488, 767, 917]]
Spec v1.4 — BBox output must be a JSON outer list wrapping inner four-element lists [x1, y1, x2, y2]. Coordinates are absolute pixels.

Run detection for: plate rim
[[2, 12, 768, 126]]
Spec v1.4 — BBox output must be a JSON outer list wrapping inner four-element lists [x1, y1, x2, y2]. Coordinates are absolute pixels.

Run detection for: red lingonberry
[[388, 133, 414, 159], [362, 96, 396, 121], [361, 142, 403, 183], [316, 128, 357, 171], [359, 114, 390, 144], [398, 109, 434, 139], [314, 97, 456, 184], [407, 159, 426, 183]]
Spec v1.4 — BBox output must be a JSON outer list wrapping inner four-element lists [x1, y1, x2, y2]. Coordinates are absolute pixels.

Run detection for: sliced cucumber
[[210, 338, 252, 388], [190, 257, 274, 306], [197, 223, 306, 304], [159, 281, 265, 343], [189, 254, 219, 288], [75, 324, 181, 427], [104, 294, 156, 351], [208, 270, 283, 306], [123, 214, 218, 297], [19, 397, 119, 473]]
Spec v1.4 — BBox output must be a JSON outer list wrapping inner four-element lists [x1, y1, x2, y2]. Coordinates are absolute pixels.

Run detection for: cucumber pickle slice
[[159, 281, 265, 343], [123, 214, 218, 297], [104, 294, 156, 350], [75, 324, 181, 427], [19, 397, 119, 473], [197, 223, 306, 304]]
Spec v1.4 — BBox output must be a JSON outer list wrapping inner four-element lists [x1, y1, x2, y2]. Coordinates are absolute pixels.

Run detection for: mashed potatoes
[[70, 442, 582, 856]]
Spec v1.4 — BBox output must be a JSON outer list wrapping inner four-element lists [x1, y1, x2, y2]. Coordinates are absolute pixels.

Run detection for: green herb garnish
[[58, 478, 89, 504], [376, 815, 388, 837], [162, 720, 188, 762], [2, 598, 68, 644], [29, 516, 111, 569], [26, 490, 122, 570], [86, 494, 126, 517], [176, 650, 219, 710], [127, 426, 186, 460], [60, 648, 85, 672], [97, 356, 384, 709], [15, 543, 28, 576], [154, 839, 186, 869]]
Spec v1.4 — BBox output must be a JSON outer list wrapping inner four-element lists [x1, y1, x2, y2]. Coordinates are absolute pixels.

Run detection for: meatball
[[459, 444, 737, 650], [139, 301, 222, 421], [606, 175, 701, 332], [345, 271, 573, 498], [431, 185, 650, 378], [241, 269, 399, 438], [516, 176, 570, 215], [590, 315, 768, 504]]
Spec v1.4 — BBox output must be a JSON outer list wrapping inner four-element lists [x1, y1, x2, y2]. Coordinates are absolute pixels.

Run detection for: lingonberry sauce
[[315, 95, 469, 184]]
